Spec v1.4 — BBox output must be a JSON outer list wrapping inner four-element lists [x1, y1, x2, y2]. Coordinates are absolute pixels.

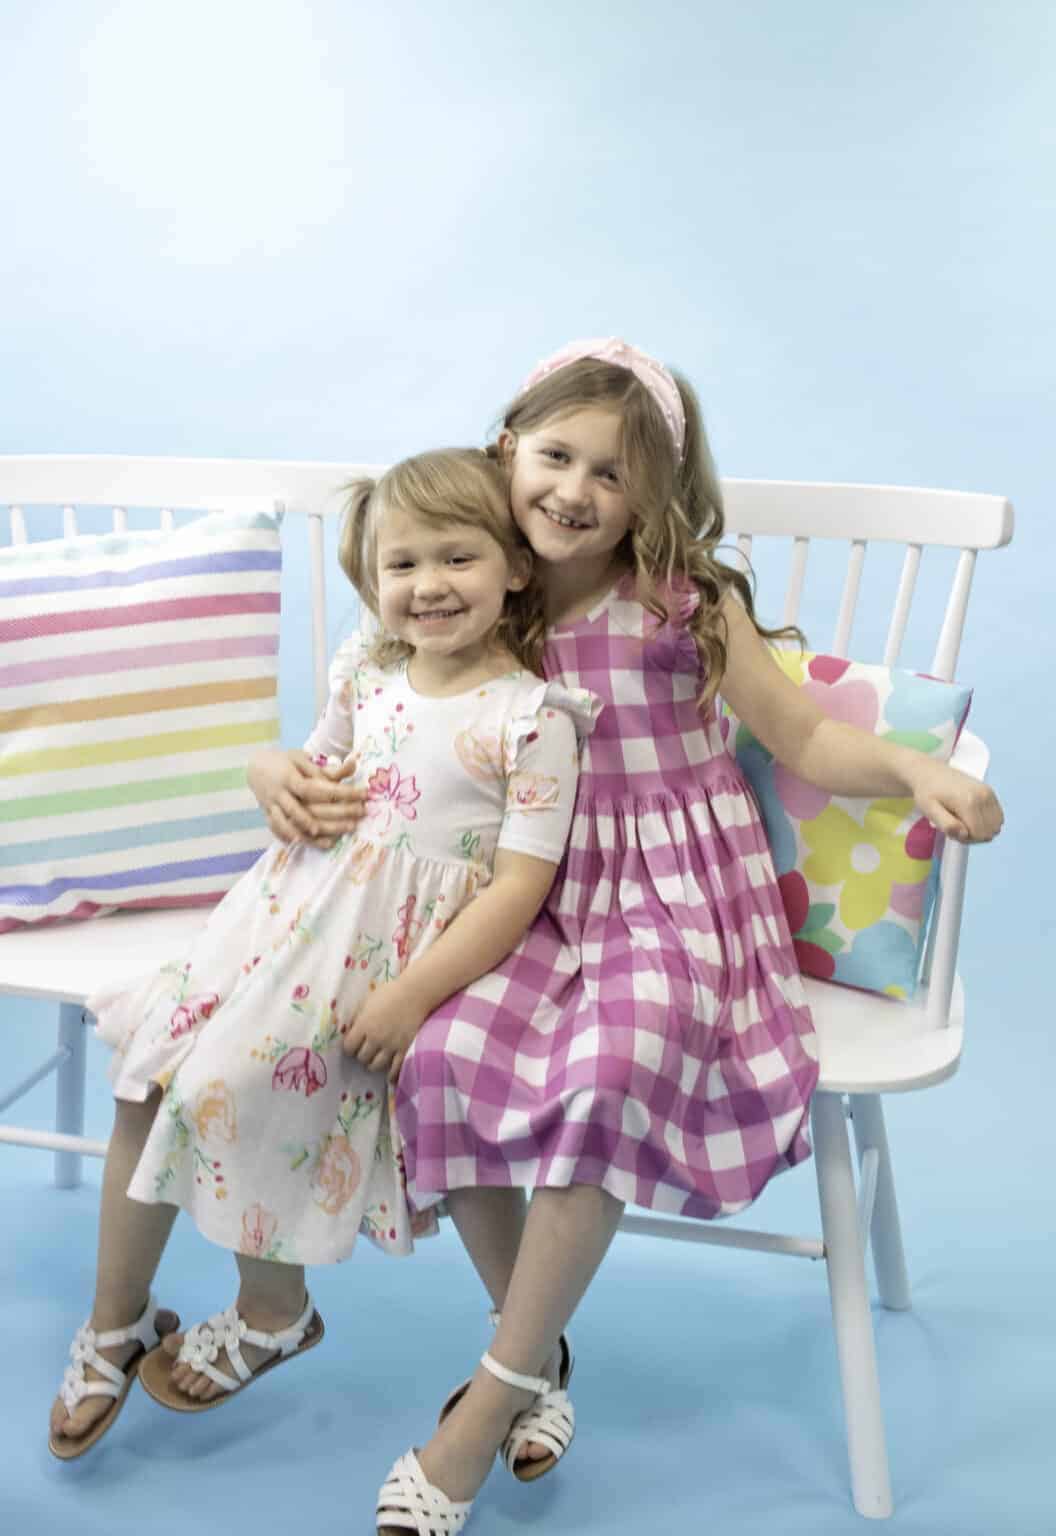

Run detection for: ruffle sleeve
[[496, 679, 601, 864], [505, 678, 602, 767]]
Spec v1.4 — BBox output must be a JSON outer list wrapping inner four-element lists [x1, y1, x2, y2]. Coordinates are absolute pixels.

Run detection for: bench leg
[[850, 1093, 911, 1312], [54, 1003, 87, 1189], [812, 1091, 893, 1519]]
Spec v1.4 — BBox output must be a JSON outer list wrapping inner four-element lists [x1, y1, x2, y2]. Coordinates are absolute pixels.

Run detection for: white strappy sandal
[[496, 1335, 575, 1481], [438, 1310, 575, 1483], [378, 1350, 573, 1532], [137, 1293, 324, 1411], [49, 1291, 179, 1460], [377, 1449, 475, 1535]]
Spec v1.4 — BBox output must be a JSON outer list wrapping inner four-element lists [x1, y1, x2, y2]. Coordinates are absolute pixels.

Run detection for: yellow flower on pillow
[[801, 800, 929, 931]]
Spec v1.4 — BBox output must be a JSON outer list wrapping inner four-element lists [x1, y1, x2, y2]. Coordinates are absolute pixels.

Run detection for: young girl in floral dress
[[48, 448, 598, 1456]]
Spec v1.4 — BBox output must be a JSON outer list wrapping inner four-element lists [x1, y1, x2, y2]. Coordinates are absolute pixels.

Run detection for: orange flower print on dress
[[364, 763, 421, 834], [240, 1202, 279, 1257], [344, 840, 389, 887], [191, 1080, 238, 1143], [311, 1134, 361, 1215], [506, 772, 560, 811], [454, 730, 504, 784]]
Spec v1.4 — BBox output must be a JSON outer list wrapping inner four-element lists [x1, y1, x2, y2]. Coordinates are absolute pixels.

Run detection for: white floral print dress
[[92, 634, 598, 1265]]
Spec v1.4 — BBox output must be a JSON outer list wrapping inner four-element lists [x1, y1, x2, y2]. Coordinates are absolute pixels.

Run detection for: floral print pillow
[[723, 650, 972, 1000]]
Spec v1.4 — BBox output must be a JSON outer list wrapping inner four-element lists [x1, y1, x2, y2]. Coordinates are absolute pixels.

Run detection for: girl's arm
[[249, 641, 369, 846], [719, 593, 1004, 844], [341, 848, 558, 1081]]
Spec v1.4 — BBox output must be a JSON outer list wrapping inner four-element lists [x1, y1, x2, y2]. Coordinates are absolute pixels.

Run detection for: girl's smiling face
[[503, 407, 632, 570], [375, 503, 528, 668]]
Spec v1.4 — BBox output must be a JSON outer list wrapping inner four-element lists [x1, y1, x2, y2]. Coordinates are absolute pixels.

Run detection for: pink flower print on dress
[[392, 894, 425, 965], [311, 1134, 361, 1214], [191, 1080, 238, 1143], [365, 763, 421, 834], [168, 991, 220, 1040], [239, 1202, 279, 1258], [454, 729, 504, 784], [272, 1046, 328, 1098], [169, 1005, 195, 1040], [506, 772, 560, 811]]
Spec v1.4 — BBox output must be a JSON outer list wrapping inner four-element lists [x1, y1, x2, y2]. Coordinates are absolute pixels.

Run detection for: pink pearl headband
[[520, 337, 686, 459]]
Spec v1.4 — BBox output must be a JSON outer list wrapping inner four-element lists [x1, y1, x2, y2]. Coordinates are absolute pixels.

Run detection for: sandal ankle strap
[[91, 1291, 161, 1353], [481, 1351, 552, 1397], [241, 1294, 316, 1357]]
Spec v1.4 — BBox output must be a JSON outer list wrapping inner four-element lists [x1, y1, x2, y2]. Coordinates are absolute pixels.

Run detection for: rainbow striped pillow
[[0, 510, 281, 930]]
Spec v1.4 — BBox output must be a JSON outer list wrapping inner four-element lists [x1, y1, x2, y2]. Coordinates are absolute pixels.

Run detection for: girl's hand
[[294, 756, 367, 845], [908, 759, 1004, 845], [341, 979, 426, 1083], [247, 749, 365, 848]]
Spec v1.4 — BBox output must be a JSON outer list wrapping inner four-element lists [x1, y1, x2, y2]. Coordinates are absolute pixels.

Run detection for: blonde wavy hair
[[339, 448, 548, 676], [491, 359, 802, 709]]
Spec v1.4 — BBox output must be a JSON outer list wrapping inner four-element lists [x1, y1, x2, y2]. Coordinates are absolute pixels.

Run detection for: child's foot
[[48, 1301, 179, 1450], [141, 1293, 323, 1407], [377, 1356, 551, 1534], [506, 1342, 565, 1469]]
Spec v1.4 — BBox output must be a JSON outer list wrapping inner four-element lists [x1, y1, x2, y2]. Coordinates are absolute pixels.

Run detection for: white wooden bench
[[0, 454, 1012, 1519]]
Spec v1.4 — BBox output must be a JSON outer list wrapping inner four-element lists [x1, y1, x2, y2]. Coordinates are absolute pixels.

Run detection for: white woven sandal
[[378, 1351, 560, 1532], [488, 1339, 575, 1483], [49, 1291, 179, 1460], [376, 1449, 475, 1535], [438, 1310, 575, 1483], [137, 1293, 324, 1412]]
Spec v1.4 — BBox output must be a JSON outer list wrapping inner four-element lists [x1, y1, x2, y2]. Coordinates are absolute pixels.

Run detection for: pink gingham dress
[[397, 576, 820, 1219]]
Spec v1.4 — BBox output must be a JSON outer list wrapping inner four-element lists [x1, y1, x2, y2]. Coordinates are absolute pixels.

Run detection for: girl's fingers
[[301, 778, 365, 806], [267, 807, 296, 843], [278, 791, 319, 838]]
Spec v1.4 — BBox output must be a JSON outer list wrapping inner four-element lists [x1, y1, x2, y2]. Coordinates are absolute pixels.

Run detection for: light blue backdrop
[[1, 4, 1053, 1533]]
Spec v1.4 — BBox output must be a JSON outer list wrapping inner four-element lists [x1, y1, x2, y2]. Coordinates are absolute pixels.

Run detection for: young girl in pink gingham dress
[[376, 341, 1004, 1536]]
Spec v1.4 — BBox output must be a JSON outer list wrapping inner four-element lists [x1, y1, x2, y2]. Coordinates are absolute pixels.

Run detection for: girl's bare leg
[[445, 1186, 527, 1309], [164, 1253, 309, 1402], [49, 1092, 179, 1442], [378, 1184, 623, 1532], [444, 1186, 554, 1465]]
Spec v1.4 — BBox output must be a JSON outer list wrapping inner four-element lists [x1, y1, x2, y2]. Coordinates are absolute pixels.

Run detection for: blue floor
[[2, 989, 1053, 1536]]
